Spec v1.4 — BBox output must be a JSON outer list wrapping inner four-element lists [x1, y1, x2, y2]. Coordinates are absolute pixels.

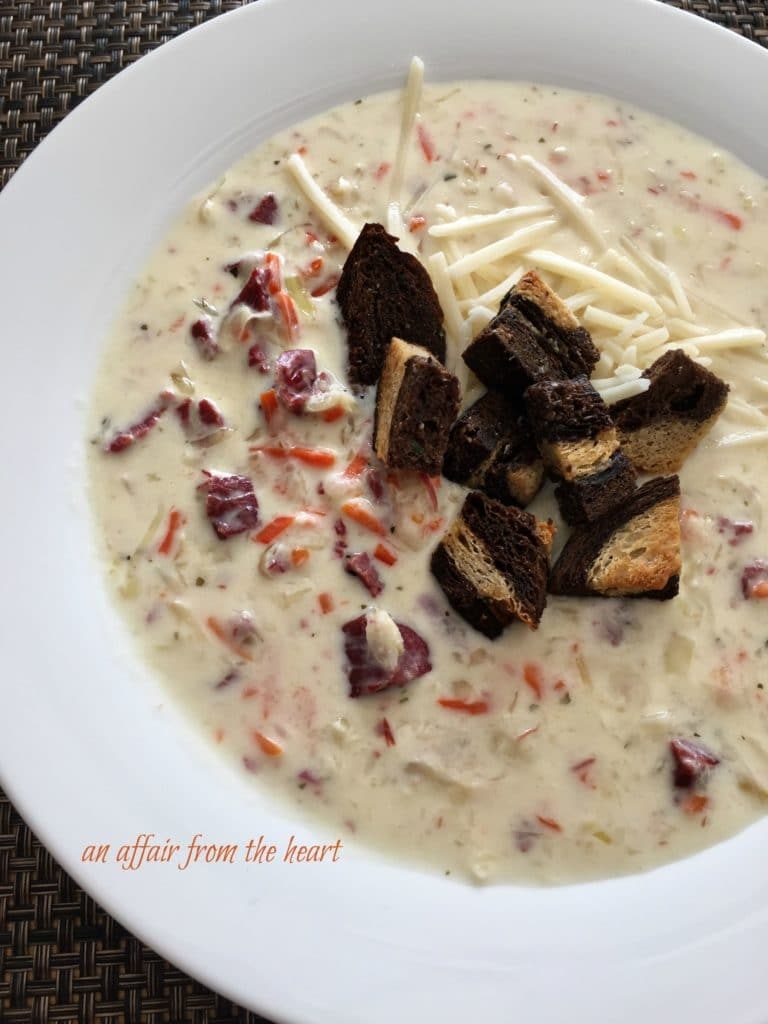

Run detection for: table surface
[[1, 1, 767, 1020]]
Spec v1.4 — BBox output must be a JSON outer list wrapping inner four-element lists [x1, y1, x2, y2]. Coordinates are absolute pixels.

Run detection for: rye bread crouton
[[549, 476, 681, 599], [337, 222, 446, 385], [525, 375, 636, 523], [462, 271, 599, 396], [442, 390, 544, 508], [374, 338, 461, 475], [611, 350, 729, 473], [430, 490, 552, 639]]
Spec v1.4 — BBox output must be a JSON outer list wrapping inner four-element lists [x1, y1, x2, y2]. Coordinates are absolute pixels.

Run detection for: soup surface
[[88, 75, 768, 884]]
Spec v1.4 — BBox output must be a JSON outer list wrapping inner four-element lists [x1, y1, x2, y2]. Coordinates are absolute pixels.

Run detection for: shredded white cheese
[[446, 218, 557, 280], [460, 266, 524, 311], [525, 249, 664, 315], [667, 328, 766, 352], [285, 154, 359, 249], [428, 203, 552, 239], [715, 429, 768, 448], [428, 251, 468, 390], [594, 377, 652, 404], [387, 56, 425, 245], [514, 153, 606, 251]]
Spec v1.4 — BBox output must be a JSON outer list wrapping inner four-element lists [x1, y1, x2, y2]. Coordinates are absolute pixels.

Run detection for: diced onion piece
[[285, 153, 359, 249]]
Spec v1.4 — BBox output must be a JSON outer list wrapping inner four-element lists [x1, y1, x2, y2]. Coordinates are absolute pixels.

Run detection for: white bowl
[[1, 1, 767, 1021]]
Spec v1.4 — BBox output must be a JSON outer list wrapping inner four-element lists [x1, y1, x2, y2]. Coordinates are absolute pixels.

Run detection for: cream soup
[[88, 74, 768, 884]]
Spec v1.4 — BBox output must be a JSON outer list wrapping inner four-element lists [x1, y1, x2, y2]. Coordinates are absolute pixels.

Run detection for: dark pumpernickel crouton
[[611, 350, 729, 473], [462, 271, 599, 396], [554, 450, 636, 525], [430, 490, 552, 639], [525, 376, 636, 522], [549, 476, 681, 599], [337, 223, 446, 385], [374, 338, 461, 475], [442, 391, 544, 508]]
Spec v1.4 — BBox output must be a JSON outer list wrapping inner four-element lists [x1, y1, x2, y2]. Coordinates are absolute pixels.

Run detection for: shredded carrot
[[408, 215, 427, 232], [748, 580, 768, 599], [437, 698, 489, 715], [213, 727, 225, 744], [241, 686, 258, 700], [523, 662, 544, 701], [265, 251, 283, 294], [536, 815, 563, 833], [310, 274, 339, 298], [253, 445, 336, 468], [206, 616, 254, 662], [318, 592, 334, 615], [681, 793, 709, 815], [417, 122, 436, 163], [297, 144, 308, 156], [254, 515, 295, 545], [274, 290, 300, 342], [322, 405, 345, 423], [341, 498, 387, 537], [343, 452, 369, 478], [374, 543, 398, 566], [260, 388, 278, 425], [252, 730, 283, 757], [157, 507, 185, 555], [291, 547, 310, 567], [305, 229, 320, 245], [169, 313, 186, 333]]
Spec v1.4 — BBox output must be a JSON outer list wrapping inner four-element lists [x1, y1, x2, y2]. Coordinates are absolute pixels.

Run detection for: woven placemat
[[1, 2, 767, 1022]]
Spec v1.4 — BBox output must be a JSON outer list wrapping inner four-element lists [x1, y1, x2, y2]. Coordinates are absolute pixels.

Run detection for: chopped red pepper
[[437, 698, 489, 715], [190, 317, 219, 360], [376, 718, 396, 747], [670, 737, 720, 788], [523, 662, 544, 701], [318, 592, 334, 615], [206, 615, 255, 661], [536, 815, 562, 833], [417, 122, 436, 163], [714, 208, 743, 231]]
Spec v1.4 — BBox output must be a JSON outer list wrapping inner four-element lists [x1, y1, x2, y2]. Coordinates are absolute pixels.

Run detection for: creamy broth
[[88, 78, 768, 884]]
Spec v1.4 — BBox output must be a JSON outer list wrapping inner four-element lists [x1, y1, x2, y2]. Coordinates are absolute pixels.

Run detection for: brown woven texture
[[1, 1, 767, 1022]]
